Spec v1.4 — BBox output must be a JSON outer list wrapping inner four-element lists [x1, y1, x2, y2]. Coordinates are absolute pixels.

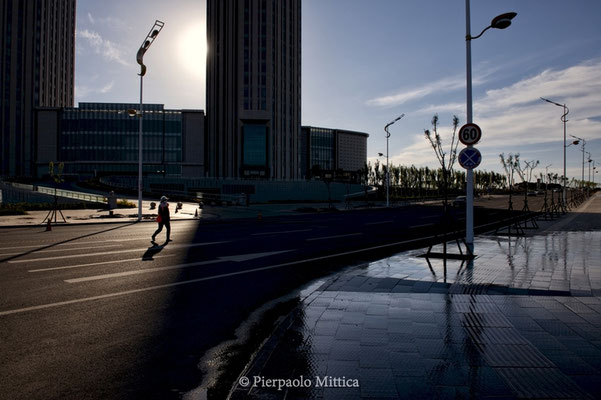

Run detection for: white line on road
[[0, 233, 439, 316], [306, 233, 362, 241], [251, 229, 312, 236], [0, 241, 125, 251], [63, 251, 292, 283], [28, 254, 176, 273], [411, 223, 436, 229], [419, 215, 441, 220], [8, 241, 230, 264], [2, 244, 122, 257], [364, 220, 394, 226]]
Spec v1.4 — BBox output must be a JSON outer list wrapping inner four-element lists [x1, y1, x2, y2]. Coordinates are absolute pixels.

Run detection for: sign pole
[[458, 122, 482, 256], [465, 0, 475, 253]]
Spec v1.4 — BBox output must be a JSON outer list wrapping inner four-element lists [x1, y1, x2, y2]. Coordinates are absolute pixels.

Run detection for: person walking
[[152, 196, 171, 244]]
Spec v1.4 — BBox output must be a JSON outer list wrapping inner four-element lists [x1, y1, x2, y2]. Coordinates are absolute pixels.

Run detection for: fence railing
[[35, 186, 107, 203]]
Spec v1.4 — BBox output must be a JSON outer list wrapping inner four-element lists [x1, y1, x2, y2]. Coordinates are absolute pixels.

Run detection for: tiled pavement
[[230, 197, 601, 399]]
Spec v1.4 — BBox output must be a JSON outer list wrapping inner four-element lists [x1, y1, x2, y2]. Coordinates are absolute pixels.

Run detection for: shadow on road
[[142, 243, 168, 261], [0, 222, 137, 263]]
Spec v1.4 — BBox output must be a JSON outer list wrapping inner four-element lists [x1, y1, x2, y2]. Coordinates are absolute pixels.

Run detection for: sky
[[75, 0, 601, 182]]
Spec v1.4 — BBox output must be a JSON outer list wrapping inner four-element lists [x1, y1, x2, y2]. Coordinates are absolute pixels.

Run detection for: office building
[[301, 126, 368, 181], [35, 102, 205, 178], [0, 0, 76, 177], [206, 0, 301, 180]]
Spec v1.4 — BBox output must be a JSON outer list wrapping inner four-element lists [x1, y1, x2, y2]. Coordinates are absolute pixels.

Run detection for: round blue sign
[[458, 147, 482, 170]]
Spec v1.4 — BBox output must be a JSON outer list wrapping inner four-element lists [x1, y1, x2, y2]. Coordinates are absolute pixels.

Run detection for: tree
[[424, 114, 460, 207]]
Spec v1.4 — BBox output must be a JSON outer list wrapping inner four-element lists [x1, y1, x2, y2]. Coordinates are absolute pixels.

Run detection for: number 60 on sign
[[458, 123, 482, 146]]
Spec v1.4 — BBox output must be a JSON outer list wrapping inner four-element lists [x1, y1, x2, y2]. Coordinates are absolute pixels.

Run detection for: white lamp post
[[135, 20, 164, 221], [541, 98, 569, 204], [465, 1, 516, 251], [586, 152, 592, 188], [384, 114, 404, 208], [570, 135, 586, 189]]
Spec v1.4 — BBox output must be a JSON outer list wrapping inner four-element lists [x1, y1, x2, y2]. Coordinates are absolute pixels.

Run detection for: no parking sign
[[459, 147, 482, 170]]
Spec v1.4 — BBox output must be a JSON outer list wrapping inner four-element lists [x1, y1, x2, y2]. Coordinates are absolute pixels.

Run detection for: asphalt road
[[0, 204, 514, 400]]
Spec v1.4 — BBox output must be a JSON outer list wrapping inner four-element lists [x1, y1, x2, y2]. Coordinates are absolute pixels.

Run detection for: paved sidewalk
[[230, 195, 601, 399], [0, 201, 332, 227]]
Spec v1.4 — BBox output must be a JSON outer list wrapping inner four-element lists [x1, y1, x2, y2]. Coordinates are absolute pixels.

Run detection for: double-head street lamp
[[135, 20, 164, 221], [465, 0, 516, 251], [586, 152, 592, 184], [384, 114, 404, 208], [570, 134, 586, 188], [540, 98, 569, 204]]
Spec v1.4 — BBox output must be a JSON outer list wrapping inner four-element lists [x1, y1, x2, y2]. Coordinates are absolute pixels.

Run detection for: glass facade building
[[35, 103, 205, 178], [60, 103, 181, 174], [301, 126, 369, 181], [309, 127, 335, 171]]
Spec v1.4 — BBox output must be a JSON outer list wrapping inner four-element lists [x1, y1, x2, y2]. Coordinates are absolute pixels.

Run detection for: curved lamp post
[[465, 1, 516, 251], [135, 20, 164, 221], [384, 114, 404, 207]]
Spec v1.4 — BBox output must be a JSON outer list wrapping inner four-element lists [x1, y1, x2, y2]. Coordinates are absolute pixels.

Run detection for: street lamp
[[541, 97, 569, 204], [465, 1, 516, 252], [384, 114, 404, 208], [570, 134, 586, 188], [587, 152, 592, 184], [135, 20, 164, 221]]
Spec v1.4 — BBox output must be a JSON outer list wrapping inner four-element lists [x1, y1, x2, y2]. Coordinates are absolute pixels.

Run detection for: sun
[[177, 24, 206, 80]]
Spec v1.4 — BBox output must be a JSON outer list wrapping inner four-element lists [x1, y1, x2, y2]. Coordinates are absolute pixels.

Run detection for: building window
[[243, 124, 267, 166]]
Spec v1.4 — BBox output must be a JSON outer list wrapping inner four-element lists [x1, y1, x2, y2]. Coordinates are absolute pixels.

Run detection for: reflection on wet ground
[[231, 232, 601, 399]]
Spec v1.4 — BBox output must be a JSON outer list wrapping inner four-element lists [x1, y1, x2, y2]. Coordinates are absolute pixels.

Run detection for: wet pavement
[[230, 195, 601, 399]]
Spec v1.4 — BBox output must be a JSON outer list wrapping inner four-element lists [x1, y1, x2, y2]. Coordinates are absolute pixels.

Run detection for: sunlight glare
[[177, 24, 206, 80]]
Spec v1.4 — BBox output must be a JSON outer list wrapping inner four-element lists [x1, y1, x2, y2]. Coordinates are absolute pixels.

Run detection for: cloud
[[366, 71, 493, 108], [366, 75, 466, 108], [77, 29, 130, 67], [386, 59, 601, 175], [99, 81, 114, 94], [411, 59, 601, 148], [75, 80, 114, 98]]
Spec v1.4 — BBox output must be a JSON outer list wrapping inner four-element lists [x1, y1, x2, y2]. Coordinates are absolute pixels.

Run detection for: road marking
[[2, 244, 122, 256], [64, 251, 292, 283], [364, 220, 394, 226], [8, 241, 229, 264], [0, 241, 126, 251], [411, 223, 436, 229], [28, 254, 176, 272], [251, 229, 312, 236], [0, 233, 443, 317], [0, 234, 197, 252], [307, 233, 362, 241]]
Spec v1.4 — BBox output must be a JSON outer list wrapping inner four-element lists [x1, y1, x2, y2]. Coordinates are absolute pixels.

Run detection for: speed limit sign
[[458, 123, 482, 146]]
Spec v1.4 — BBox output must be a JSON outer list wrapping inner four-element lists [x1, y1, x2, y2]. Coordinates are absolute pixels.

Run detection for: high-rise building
[[0, 0, 76, 177], [206, 0, 301, 180]]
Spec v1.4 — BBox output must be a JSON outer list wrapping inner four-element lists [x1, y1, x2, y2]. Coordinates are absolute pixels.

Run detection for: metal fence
[[35, 186, 106, 203]]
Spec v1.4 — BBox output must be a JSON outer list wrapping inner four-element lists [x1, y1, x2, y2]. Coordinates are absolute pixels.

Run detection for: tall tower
[[206, 0, 301, 180], [0, 0, 76, 177]]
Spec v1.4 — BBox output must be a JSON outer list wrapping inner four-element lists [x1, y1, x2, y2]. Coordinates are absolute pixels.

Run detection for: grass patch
[[0, 202, 101, 211], [117, 199, 136, 208], [206, 298, 299, 399], [0, 205, 27, 215]]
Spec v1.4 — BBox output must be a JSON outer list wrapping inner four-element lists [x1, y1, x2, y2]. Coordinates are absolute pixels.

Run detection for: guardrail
[[34, 186, 106, 204]]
